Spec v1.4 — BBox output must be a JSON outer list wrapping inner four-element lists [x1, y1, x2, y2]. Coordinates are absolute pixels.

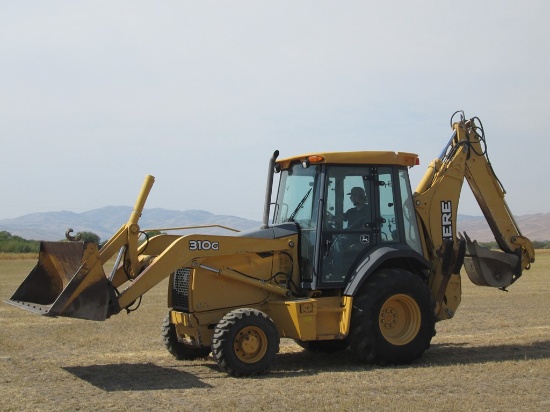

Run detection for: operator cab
[[272, 152, 422, 291]]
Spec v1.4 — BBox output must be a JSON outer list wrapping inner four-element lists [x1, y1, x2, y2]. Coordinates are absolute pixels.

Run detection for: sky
[[1, 1, 549, 223]]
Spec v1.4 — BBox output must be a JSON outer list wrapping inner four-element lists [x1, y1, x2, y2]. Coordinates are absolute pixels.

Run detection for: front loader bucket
[[6, 241, 118, 321], [462, 235, 520, 288]]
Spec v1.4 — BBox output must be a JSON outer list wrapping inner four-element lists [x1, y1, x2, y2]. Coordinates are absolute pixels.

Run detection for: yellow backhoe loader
[[7, 112, 535, 376]]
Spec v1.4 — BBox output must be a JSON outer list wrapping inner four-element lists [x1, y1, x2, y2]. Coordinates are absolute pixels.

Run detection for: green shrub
[[0, 232, 40, 253]]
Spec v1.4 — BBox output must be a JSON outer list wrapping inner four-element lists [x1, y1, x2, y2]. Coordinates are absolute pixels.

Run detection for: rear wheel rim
[[379, 294, 421, 346], [234, 325, 268, 363]]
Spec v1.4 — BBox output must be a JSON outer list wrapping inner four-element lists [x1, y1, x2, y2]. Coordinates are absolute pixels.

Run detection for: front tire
[[161, 313, 211, 360], [211, 308, 279, 377], [349, 268, 435, 365]]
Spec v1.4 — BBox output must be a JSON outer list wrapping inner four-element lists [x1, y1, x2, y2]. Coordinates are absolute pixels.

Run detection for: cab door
[[319, 166, 376, 285]]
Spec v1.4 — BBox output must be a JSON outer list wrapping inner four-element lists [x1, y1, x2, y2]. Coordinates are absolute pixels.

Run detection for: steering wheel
[[347, 217, 368, 231], [324, 211, 337, 229]]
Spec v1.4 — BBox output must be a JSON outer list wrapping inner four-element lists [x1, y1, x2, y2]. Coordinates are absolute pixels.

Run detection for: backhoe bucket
[[6, 241, 118, 321], [462, 236, 519, 288]]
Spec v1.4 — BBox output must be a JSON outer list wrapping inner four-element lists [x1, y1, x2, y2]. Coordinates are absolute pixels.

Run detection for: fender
[[344, 244, 430, 296]]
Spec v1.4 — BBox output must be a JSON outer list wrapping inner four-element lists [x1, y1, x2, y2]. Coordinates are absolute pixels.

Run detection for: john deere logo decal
[[441, 200, 453, 240]]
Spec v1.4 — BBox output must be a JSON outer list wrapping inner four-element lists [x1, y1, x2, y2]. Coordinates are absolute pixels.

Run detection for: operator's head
[[348, 187, 367, 206]]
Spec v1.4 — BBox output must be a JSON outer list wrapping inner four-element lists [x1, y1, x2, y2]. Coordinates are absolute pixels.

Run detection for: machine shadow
[[61, 340, 550, 385], [62, 362, 212, 391], [271, 340, 550, 376], [422, 339, 550, 366]]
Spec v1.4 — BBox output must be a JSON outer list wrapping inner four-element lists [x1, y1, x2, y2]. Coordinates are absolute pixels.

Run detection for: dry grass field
[[1, 253, 549, 411]]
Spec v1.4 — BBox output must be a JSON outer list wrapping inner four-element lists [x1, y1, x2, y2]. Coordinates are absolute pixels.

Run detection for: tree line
[[478, 240, 550, 249], [2, 230, 550, 254], [0, 231, 101, 253], [0, 231, 165, 253]]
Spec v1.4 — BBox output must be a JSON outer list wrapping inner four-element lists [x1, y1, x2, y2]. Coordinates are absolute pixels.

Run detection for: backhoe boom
[[414, 113, 534, 319]]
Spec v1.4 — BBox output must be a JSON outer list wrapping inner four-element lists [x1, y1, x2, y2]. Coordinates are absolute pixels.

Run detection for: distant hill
[[0, 207, 548, 242], [457, 213, 550, 242], [0, 207, 262, 241]]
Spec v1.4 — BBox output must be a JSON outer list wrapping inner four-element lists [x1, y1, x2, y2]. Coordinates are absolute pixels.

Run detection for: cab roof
[[276, 151, 419, 169]]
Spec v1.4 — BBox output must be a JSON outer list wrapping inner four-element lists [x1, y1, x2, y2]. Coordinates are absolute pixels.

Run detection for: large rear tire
[[349, 268, 435, 365], [211, 308, 279, 377], [161, 313, 211, 360]]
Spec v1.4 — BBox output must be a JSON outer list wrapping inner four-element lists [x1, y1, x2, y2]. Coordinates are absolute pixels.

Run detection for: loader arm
[[113, 234, 295, 312], [7, 174, 298, 321], [413, 113, 535, 320]]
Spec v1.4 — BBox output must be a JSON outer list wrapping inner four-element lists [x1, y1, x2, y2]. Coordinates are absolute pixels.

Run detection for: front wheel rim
[[379, 294, 421, 346], [234, 326, 268, 363]]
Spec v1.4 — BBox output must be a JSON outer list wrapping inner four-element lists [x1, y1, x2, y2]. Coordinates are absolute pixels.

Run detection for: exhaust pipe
[[261, 150, 279, 229]]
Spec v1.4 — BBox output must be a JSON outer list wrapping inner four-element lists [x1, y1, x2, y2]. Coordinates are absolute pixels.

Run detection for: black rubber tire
[[294, 338, 350, 353], [349, 268, 435, 365], [211, 308, 280, 377], [161, 313, 211, 360]]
